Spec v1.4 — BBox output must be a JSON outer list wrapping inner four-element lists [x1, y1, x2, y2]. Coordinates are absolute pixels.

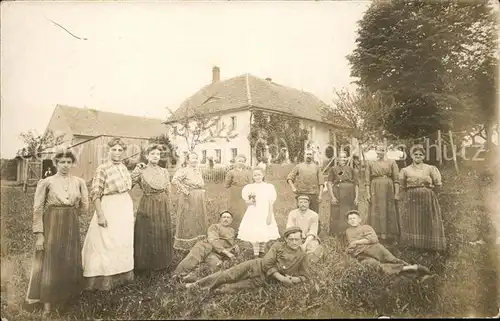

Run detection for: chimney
[[212, 66, 220, 83], [265, 77, 272, 82]]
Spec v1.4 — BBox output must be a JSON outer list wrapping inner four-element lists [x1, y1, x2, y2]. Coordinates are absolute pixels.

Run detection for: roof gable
[[53, 105, 166, 139], [166, 73, 349, 128]]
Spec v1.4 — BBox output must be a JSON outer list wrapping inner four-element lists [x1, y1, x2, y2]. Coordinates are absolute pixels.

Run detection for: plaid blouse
[[90, 161, 132, 201]]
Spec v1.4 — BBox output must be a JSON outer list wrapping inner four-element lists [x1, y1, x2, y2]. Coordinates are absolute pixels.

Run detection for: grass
[[1, 164, 499, 319]]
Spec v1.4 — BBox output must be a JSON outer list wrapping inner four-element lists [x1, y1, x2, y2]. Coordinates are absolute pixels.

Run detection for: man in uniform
[[184, 227, 310, 294]]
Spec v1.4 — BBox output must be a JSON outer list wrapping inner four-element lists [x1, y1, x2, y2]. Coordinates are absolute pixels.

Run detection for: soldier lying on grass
[[184, 226, 310, 294]]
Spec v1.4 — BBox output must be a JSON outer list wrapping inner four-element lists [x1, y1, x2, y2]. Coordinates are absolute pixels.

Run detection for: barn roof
[[54, 105, 166, 139], [165, 73, 350, 129]]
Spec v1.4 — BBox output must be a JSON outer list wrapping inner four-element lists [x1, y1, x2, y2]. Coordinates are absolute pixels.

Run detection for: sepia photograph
[[1, 0, 499, 319]]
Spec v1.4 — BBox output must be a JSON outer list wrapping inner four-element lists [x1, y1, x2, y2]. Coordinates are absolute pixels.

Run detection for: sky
[[0, 0, 370, 159]]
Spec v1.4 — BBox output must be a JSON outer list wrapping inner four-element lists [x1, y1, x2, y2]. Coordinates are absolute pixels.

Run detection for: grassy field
[[1, 164, 499, 319]]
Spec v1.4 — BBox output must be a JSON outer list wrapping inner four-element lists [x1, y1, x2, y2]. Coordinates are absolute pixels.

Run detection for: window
[[230, 116, 237, 131], [201, 150, 207, 164], [230, 148, 238, 161], [308, 125, 314, 140], [183, 151, 188, 164], [215, 118, 222, 132], [214, 149, 222, 164]]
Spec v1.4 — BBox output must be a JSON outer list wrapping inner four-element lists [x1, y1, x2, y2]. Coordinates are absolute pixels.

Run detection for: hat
[[283, 226, 302, 238], [296, 195, 310, 201]]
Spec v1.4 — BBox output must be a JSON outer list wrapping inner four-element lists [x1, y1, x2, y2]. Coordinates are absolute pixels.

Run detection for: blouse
[[90, 161, 132, 202], [33, 174, 89, 233], [365, 159, 399, 186], [131, 164, 171, 195], [171, 166, 204, 195], [328, 165, 359, 185], [399, 163, 442, 188], [224, 168, 252, 189]]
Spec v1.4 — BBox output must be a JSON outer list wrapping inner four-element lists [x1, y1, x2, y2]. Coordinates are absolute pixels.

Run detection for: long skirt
[[174, 189, 208, 251], [82, 192, 135, 291], [368, 177, 399, 239], [330, 182, 357, 236], [134, 192, 173, 271], [26, 206, 82, 304], [226, 185, 246, 232], [399, 187, 446, 251]]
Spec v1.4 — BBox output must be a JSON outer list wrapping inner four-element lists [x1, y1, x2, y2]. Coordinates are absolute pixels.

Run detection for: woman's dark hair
[[410, 144, 425, 155], [53, 149, 77, 164], [107, 137, 127, 150], [146, 144, 165, 155], [345, 209, 361, 219], [219, 210, 233, 218]]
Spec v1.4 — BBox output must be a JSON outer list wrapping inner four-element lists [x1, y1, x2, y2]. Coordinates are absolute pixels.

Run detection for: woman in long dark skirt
[[224, 154, 252, 232], [25, 149, 89, 315], [132, 144, 173, 272], [399, 144, 446, 252], [365, 145, 400, 242], [171, 152, 208, 250], [327, 151, 359, 237]]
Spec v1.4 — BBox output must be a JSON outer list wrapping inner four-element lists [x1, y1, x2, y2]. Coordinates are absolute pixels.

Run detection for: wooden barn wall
[[71, 136, 149, 182]]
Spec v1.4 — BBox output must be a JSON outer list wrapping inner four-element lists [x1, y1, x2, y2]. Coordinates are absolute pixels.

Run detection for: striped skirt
[[26, 206, 82, 304], [174, 189, 208, 251], [399, 187, 446, 251], [134, 192, 173, 271], [329, 182, 357, 236], [368, 177, 399, 239]]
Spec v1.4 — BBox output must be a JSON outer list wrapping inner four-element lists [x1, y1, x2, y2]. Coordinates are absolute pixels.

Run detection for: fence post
[[437, 130, 443, 166], [448, 130, 459, 174]]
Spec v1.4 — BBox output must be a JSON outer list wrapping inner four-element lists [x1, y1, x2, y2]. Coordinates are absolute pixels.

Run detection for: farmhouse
[[16, 105, 166, 184], [165, 66, 351, 167]]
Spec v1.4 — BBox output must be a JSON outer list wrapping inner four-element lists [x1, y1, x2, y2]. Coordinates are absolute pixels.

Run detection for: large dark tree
[[348, 0, 498, 142]]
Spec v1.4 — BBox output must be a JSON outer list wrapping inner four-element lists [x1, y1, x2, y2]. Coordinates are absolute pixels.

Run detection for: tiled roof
[[165, 74, 349, 128], [54, 105, 166, 139]]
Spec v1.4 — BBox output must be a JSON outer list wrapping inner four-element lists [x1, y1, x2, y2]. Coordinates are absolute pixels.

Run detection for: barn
[[16, 105, 167, 184]]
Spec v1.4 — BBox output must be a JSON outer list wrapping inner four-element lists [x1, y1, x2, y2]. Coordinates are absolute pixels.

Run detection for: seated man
[[286, 194, 324, 263], [345, 210, 432, 276], [185, 227, 310, 294], [172, 211, 239, 281]]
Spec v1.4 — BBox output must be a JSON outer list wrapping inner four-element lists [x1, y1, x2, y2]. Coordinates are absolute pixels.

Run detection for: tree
[[473, 55, 499, 149], [18, 129, 65, 191], [165, 107, 238, 153], [17, 129, 64, 160], [149, 133, 178, 167], [328, 88, 396, 145], [348, 0, 498, 140]]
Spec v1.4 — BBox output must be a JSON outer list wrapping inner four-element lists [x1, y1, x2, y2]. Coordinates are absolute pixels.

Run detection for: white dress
[[237, 182, 281, 242]]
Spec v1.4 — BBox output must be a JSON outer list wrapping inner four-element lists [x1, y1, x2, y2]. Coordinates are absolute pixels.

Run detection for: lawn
[[1, 164, 499, 319]]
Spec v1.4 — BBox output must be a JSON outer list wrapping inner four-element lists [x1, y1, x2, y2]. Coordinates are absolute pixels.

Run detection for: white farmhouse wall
[[170, 110, 252, 167], [300, 119, 335, 162]]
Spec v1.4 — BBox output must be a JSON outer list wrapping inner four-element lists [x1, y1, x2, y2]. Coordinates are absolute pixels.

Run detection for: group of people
[[25, 137, 443, 315]]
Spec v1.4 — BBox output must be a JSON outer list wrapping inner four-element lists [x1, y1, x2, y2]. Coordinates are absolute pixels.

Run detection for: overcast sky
[[0, 0, 370, 158]]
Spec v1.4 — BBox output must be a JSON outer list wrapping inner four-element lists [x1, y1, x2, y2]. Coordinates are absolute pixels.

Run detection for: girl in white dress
[[237, 167, 280, 257]]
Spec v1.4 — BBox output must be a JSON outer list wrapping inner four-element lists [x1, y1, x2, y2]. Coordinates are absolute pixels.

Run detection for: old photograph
[[1, 0, 499, 319]]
